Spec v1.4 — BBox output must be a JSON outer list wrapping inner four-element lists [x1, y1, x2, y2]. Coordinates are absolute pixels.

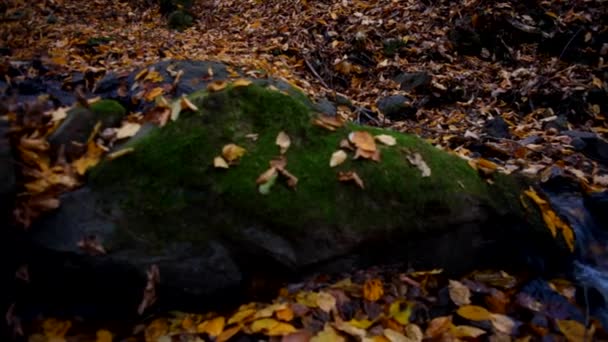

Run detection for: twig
[[303, 57, 330, 89], [559, 28, 583, 60]]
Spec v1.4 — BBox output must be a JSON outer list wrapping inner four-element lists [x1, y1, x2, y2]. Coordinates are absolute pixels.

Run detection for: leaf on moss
[[330, 150, 347, 167], [375, 134, 397, 146], [449, 280, 471, 306], [457, 305, 491, 321], [222, 144, 246, 163], [354, 147, 381, 161], [338, 171, 365, 189], [339, 139, 354, 150], [406, 152, 431, 177], [349, 131, 376, 152], [115, 122, 141, 140], [214, 156, 229, 169], [258, 172, 278, 194], [276, 131, 291, 154], [171, 99, 182, 121], [312, 114, 344, 131], [233, 78, 252, 87], [180, 95, 198, 111], [363, 279, 384, 302], [208, 80, 228, 92]]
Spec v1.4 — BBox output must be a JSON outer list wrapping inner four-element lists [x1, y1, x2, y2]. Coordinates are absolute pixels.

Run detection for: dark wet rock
[[168, 9, 193, 30], [570, 138, 587, 151], [394, 72, 431, 92], [382, 38, 407, 56], [49, 100, 126, 158], [562, 131, 608, 164], [520, 135, 543, 145], [449, 25, 482, 56], [0, 119, 15, 217], [313, 98, 337, 116], [377, 94, 415, 120], [542, 115, 568, 132], [93, 72, 130, 103], [484, 117, 511, 139], [584, 191, 608, 229]]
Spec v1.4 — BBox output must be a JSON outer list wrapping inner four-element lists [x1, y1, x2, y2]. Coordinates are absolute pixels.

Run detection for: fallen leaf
[[404, 324, 423, 342], [145, 87, 164, 101], [452, 325, 486, 338], [96, 329, 113, 342], [245, 133, 259, 141], [449, 280, 472, 306], [276, 131, 291, 154], [107, 147, 135, 161], [338, 171, 365, 189], [257, 167, 279, 184], [259, 172, 279, 194], [72, 140, 104, 175], [282, 331, 313, 342], [269, 322, 298, 336], [457, 305, 492, 321], [48, 107, 69, 122], [339, 139, 354, 150], [144, 319, 168, 342], [347, 319, 374, 329], [424, 316, 452, 338], [375, 134, 397, 146], [138, 264, 160, 315], [77, 235, 106, 256], [316, 292, 337, 313], [42, 318, 72, 339], [524, 187, 575, 251], [334, 319, 367, 339], [255, 303, 289, 319], [197, 316, 225, 337], [217, 325, 241, 342], [330, 150, 348, 167], [278, 168, 299, 188], [115, 122, 141, 140], [227, 307, 256, 325], [144, 70, 164, 83], [312, 115, 344, 131], [363, 279, 384, 302], [490, 313, 515, 335], [233, 78, 252, 87], [311, 324, 345, 342], [384, 329, 410, 342], [251, 318, 280, 333], [406, 152, 431, 177], [214, 156, 229, 168], [354, 148, 381, 161], [556, 320, 593, 342], [180, 96, 198, 111], [349, 131, 376, 152], [389, 301, 413, 325], [276, 306, 294, 321], [208, 80, 228, 92], [170, 99, 182, 121], [222, 144, 246, 163]]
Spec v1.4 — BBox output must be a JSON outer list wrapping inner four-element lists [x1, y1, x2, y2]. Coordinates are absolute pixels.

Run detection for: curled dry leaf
[[425, 316, 452, 338], [180, 95, 198, 111], [214, 156, 229, 169], [375, 134, 397, 146], [340, 139, 354, 150], [138, 264, 160, 315], [222, 144, 246, 163], [338, 171, 365, 189], [115, 122, 141, 140], [207, 80, 228, 92], [145, 87, 164, 101], [330, 150, 347, 167], [406, 152, 431, 177], [349, 131, 376, 152], [448, 279, 472, 306], [107, 147, 135, 161], [354, 147, 381, 161], [276, 131, 291, 154], [312, 114, 344, 131]]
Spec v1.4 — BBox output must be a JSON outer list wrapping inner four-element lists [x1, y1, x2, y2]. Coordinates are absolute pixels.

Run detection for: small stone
[[376, 94, 414, 120], [393, 72, 431, 92], [484, 117, 511, 139]]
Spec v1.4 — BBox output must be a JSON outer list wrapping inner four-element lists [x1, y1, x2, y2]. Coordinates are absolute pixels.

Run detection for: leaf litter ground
[[1, 0, 607, 340]]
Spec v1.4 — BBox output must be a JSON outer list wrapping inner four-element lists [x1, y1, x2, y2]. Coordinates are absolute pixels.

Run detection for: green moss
[[90, 83, 516, 252], [168, 9, 193, 30], [89, 99, 126, 125]]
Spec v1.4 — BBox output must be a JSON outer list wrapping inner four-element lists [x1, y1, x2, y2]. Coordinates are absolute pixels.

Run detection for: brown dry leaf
[[233, 78, 252, 87], [222, 144, 246, 163], [490, 313, 515, 335], [180, 96, 198, 111], [338, 171, 365, 189], [452, 325, 487, 338], [333, 319, 367, 339], [276, 131, 291, 154], [278, 168, 299, 188], [448, 280, 472, 306], [107, 147, 135, 161], [115, 122, 141, 140], [424, 316, 452, 338], [77, 235, 106, 256], [406, 152, 431, 177], [138, 264, 160, 315], [197, 316, 225, 337], [217, 325, 241, 342], [312, 115, 344, 131], [404, 324, 423, 342], [72, 140, 104, 175], [456, 305, 492, 321], [349, 131, 376, 152], [257, 167, 278, 184], [316, 292, 337, 313], [214, 156, 229, 169], [383, 328, 415, 342], [330, 150, 347, 167], [363, 279, 384, 302], [354, 148, 381, 161], [208, 80, 228, 92], [524, 187, 575, 251], [145, 87, 164, 101], [375, 134, 397, 146], [556, 320, 594, 342], [282, 330, 313, 342], [339, 139, 354, 150]]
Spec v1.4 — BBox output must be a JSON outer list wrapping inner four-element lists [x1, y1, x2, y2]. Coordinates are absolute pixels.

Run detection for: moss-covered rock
[[33, 82, 570, 302], [167, 9, 193, 30]]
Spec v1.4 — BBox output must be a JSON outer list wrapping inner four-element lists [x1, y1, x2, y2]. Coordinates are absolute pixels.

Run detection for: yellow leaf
[[217, 325, 241, 342], [145, 87, 164, 101], [96, 329, 113, 342], [334, 319, 367, 339], [72, 141, 104, 175], [107, 147, 135, 161], [349, 131, 376, 152], [448, 280, 471, 306], [363, 278, 384, 302], [214, 156, 229, 168], [233, 79, 252, 87], [347, 319, 374, 329], [276, 307, 294, 321], [451, 325, 486, 338], [208, 80, 228, 92], [144, 70, 164, 83], [255, 303, 288, 319], [42, 318, 72, 339], [144, 318, 168, 342], [197, 316, 225, 337], [227, 308, 256, 325], [375, 134, 397, 146], [268, 322, 297, 336], [222, 144, 246, 163], [456, 305, 492, 321], [556, 319, 594, 342], [311, 324, 345, 342], [383, 329, 408, 342], [135, 68, 148, 80], [276, 131, 291, 154], [316, 291, 337, 313], [524, 188, 575, 252], [296, 291, 319, 307], [330, 150, 348, 167], [251, 318, 280, 333], [389, 301, 413, 325], [115, 122, 141, 140]]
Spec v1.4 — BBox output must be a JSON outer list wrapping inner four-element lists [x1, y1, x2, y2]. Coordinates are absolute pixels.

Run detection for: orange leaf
[[349, 131, 376, 152], [363, 279, 383, 302], [208, 80, 228, 92], [145, 87, 164, 101]]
